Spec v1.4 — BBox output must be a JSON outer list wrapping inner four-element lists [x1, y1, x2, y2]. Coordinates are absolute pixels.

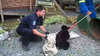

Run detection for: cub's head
[[61, 25, 70, 30]]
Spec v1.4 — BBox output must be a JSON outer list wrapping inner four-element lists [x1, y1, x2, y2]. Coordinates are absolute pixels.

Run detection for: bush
[[44, 15, 68, 27], [12, 21, 20, 30], [0, 30, 5, 35]]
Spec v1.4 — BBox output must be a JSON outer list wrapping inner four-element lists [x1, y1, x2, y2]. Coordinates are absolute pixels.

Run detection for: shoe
[[22, 44, 30, 51], [81, 31, 87, 35], [19, 37, 22, 42], [80, 29, 87, 35]]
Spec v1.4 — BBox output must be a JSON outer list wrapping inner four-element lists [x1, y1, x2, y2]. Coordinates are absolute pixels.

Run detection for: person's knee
[[16, 28, 21, 35], [20, 28, 33, 37]]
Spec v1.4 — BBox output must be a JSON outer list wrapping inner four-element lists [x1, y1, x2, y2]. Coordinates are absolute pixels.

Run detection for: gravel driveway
[[0, 24, 100, 56]]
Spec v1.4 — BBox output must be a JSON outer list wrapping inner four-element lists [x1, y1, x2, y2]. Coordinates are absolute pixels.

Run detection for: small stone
[[17, 19, 20, 21], [8, 38, 12, 40]]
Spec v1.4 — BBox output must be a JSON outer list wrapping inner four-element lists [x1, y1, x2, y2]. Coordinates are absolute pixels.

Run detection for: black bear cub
[[56, 25, 70, 50]]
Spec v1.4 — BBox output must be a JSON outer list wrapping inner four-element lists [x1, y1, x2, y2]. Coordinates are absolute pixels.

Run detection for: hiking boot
[[22, 44, 29, 51], [81, 31, 87, 35], [19, 37, 22, 42], [80, 29, 87, 35]]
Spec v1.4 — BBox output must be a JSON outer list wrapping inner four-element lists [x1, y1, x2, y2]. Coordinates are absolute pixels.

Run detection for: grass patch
[[13, 32, 20, 38], [44, 15, 68, 27], [0, 42, 5, 47], [12, 21, 20, 30], [0, 30, 5, 35], [0, 19, 20, 38], [0, 20, 20, 31]]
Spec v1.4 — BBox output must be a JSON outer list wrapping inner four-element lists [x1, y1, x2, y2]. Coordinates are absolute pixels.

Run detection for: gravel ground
[[0, 24, 100, 56]]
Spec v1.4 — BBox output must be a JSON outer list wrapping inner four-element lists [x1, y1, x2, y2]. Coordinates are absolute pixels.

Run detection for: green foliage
[[12, 21, 20, 30], [44, 15, 68, 27], [0, 42, 5, 47], [69, 54, 72, 56], [0, 30, 5, 34], [13, 32, 20, 38], [0, 23, 6, 27], [0, 21, 20, 30], [12, 21, 20, 38]]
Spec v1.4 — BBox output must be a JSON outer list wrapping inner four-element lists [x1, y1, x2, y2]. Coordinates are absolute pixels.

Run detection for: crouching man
[[16, 5, 49, 51]]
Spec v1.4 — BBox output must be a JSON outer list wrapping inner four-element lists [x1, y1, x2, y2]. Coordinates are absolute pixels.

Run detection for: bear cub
[[56, 25, 70, 50]]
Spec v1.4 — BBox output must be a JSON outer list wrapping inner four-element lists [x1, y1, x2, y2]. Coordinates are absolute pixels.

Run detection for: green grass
[[44, 15, 68, 27], [0, 19, 20, 38], [13, 32, 20, 38], [0, 30, 5, 34], [0, 42, 5, 47]]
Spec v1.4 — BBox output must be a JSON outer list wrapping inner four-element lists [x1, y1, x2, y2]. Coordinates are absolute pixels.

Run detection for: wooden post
[[53, 0, 70, 22], [30, 0, 32, 11], [0, 0, 4, 22], [20, 15, 22, 20], [35, 0, 37, 7]]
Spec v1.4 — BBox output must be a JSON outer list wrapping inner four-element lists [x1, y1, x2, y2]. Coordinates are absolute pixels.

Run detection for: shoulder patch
[[33, 21, 36, 25]]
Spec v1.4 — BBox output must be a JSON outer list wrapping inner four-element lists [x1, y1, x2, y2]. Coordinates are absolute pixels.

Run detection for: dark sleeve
[[38, 17, 43, 25], [27, 16, 37, 29]]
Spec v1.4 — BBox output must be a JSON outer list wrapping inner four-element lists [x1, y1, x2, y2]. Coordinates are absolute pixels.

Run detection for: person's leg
[[90, 11, 97, 19], [19, 36, 22, 42], [88, 5, 97, 19], [30, 34, 43, 42], [16, 28, 23, 42], [16, 28, 33, 51]]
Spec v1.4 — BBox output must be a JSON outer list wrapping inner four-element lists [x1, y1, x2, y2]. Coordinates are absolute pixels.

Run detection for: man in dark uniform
[[16, 5, 49, 51]]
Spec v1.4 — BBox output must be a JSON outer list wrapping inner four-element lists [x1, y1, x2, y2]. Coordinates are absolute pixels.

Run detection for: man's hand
[[45, 31, 50, 35], [44, 35, 48, 40], [87, 11, 92, 15]]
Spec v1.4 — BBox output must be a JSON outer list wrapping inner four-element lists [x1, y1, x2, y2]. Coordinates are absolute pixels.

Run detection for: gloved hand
[[45, 31, 50, 35], [44, 35, 48, 40]]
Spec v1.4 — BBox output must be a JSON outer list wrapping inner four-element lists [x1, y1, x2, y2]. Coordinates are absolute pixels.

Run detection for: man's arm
[[79, 0, 90, 15], [39, 25, 46, 32], [32, 29, 46, 37]]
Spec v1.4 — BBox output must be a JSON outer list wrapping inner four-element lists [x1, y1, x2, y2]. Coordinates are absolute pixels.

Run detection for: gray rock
[[0, 31, 9, 41]]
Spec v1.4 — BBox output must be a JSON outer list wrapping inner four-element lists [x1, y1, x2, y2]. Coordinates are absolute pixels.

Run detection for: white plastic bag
[[43, 33, 58, 56], [69, 31, 80, 39]]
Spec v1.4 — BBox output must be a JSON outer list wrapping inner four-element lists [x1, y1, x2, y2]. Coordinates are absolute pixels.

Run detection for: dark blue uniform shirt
[[17, 13, 43, 30]]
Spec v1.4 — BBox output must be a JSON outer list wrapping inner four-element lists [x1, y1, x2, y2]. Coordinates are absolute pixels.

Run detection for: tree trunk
[[53, 0, 70, 22]]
